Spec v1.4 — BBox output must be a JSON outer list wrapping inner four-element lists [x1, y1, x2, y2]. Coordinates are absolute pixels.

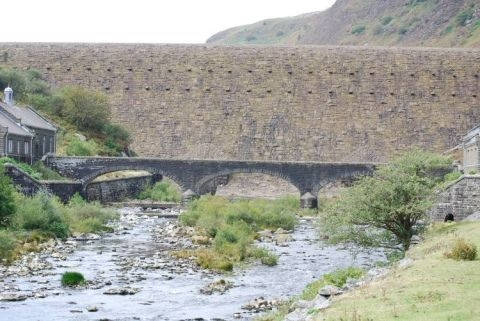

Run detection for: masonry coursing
[[430, 175, 480, 221], [1, 43, 479, 162]]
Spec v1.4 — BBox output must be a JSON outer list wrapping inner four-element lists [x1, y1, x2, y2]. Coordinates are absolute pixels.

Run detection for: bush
[[0, 230, 17, 263], [65, 136, 99, 156], [102, 123, 131, 155], [381, 16, 393, 25], [0, 165, 16, 227], [445, 238, 477, 261], [179, 195, 297, 271], [351, 25, 366, 35], [12, 191, 70, 239], [301, 267, 364, 300], [66, 194, 117, 234], [0, 157, 42, 180], [260, 252, 278, 266], [31, 162, 67, 181], [61, 271, 86, 287], [58, 86, 110, 132], [138, 180, 181, 202]]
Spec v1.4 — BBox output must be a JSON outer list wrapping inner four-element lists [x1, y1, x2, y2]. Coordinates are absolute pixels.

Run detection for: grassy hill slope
[[207, 0, 480, 48], [315, 221, 480, 321]]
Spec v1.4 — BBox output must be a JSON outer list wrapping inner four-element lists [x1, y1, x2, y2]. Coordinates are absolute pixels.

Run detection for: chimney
[[4, 86, 13, 105]]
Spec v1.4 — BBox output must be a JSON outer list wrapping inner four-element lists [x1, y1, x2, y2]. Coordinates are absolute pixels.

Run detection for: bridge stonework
[[2, 43, 480, 163], [43, 156, 377, 207]]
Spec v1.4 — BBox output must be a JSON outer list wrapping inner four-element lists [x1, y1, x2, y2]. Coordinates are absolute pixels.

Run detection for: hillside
[[207, 0, 480, 48]]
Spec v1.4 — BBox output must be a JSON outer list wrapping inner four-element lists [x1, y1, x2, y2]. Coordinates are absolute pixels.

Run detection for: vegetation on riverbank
[[138, 180, 181, 202], [311, 221, 480, 321], [256, 267, 365, 321], [0, 165, 118, 263], [0, 67, 132, 156], [176, 195, 298, 271], [319, 150, 453, 252], [0, 157, 67, 181]]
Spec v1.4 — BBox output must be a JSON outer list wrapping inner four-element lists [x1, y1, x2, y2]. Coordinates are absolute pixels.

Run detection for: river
[[0, 207, 383, 321]]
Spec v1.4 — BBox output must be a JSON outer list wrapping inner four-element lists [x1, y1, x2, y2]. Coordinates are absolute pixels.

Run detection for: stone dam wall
[[1, 43, 480, 162]]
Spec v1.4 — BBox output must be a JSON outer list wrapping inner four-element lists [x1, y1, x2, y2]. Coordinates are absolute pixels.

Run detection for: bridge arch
[[195, 168, 302, 197], [79, 165, 188, 194]]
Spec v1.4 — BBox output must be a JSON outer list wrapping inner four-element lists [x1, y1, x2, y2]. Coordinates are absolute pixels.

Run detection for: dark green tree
[[320, 149, 452, 251]]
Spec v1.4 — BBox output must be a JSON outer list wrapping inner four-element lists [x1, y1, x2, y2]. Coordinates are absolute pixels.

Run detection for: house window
[[8, 139, 12, 153], [17, 141, 20, 154], [24, 141, 29, 155], [49, 137, 53, 152]]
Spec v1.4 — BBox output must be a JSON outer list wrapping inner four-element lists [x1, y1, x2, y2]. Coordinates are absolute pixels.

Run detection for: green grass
[[256, 267, 364, 321], [61, 271, 86, 287], [313, 221, 480, 321], [0, 157, 67, 181], [138, 180, 181, 202], [178, 195, 298, 271]]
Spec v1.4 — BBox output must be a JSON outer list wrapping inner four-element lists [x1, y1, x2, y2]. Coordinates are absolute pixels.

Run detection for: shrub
[[61, 271, 86, 287], [260, 252, 278, 266], [66, 195, 117, 234], [102, 123, 131, 155], [456, 8, 474, 27], [0, 165, 16, 227], [0, 230, 17, 263], [301, 267, 364, 300], [382, 16, 393, 25], [351, 25, 366, 35], [0, 157, 42, 180], [31, 162, 67, 181], [58, 86, 110, 132], [445, 239, 477, 261], [65, 136, 99, 156], [138, 180, 181, 202], [12, 191, 70, 239], [179, 195, 297, 271]]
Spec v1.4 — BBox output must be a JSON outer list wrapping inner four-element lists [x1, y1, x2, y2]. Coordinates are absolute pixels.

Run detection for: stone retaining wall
[[86, 174, 156, 203], [4, 164, 155, 203], [430, 175, 480, 221]]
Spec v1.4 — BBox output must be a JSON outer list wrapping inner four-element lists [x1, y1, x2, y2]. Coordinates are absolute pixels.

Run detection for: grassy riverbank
[[0, 170, 118, 264], [176, 195, 298, 271], [311, 221, 480, 321]]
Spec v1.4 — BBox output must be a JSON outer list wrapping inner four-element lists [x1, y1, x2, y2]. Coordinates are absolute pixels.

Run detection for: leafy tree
[[0, 164, 16, 227], [320, 150, 452, 251], [58, 86, 110, 132]]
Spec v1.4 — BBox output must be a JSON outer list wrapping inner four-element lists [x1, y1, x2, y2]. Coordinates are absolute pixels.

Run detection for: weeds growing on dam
[[178, 195, 298, 271]]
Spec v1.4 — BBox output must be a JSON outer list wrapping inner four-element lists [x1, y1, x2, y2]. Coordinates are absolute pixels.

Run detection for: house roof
[[0, 102, 57, 132], [0, 110, 33, 137]]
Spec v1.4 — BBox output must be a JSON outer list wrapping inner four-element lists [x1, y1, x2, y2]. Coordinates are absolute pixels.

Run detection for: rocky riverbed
[[0, 207, 384, 321]]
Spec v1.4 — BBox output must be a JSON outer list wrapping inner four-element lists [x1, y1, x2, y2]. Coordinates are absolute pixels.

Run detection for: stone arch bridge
[[43, 156, 378, 207]]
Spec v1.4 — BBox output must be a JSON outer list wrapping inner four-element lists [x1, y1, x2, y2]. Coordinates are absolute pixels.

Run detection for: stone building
[[462, 125, 480, 172], [0, 86, 57, 163]]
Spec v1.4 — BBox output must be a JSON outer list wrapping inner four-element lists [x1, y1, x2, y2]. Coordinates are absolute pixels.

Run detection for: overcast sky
[[2, 0, 336, 43]]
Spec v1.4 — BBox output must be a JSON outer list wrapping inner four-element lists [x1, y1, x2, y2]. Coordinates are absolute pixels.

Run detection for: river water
[[0, 207, 383, 321]]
